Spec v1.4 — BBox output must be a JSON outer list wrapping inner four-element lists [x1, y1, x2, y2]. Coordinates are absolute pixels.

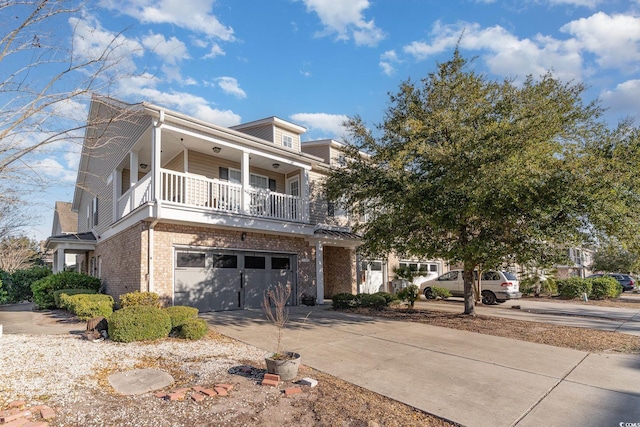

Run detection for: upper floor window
[[87, 197, 98, 228], [250, 173, 268, 189], [282, 134, 293, 148]]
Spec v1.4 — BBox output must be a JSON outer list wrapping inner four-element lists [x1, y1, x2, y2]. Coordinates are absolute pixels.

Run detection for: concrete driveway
[[202, 305, 640, 427], [0, 302, 85, 335]]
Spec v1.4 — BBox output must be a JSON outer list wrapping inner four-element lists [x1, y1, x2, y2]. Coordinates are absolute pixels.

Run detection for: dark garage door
[[174, 249, 296, 312]]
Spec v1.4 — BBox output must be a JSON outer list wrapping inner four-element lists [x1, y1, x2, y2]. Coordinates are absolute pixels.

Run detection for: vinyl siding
[[186, 150, 286, 193], [301, 145, 330, 164], [77, 104, 150, 234], [308, 170, 349, 227], [235, 125, 273, 142], [164, 151, 185, 172]]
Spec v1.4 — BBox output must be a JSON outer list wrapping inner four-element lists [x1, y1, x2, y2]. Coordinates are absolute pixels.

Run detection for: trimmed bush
[[9, 266, 51, 303], [332, 293, 358, 309], [177, 318, 209, 340], [61, 294, 114, 320], [431, 286, 452, 299], [588, 277, 622, 300], [373, 292, 400, 305], [119, 291, 160, 309], [108, 305, 172, 342], [397, 284, 420, 308], [360, 293, 387, 310], [164, 306, 199, 329], [556, 277, 592, 300], [31, 272, 101, 309], [54, 288, 97, 308]]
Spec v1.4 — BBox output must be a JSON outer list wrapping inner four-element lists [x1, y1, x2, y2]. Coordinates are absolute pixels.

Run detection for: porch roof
[[45, 232, 97, 253]]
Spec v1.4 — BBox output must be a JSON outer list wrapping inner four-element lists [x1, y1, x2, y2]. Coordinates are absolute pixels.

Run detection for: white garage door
[[174, 249, 296, 312]]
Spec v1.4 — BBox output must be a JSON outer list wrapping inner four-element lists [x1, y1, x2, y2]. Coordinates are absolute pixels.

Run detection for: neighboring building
[[46, 201, 86, 271], [46, 96, 360, 310], [553, 247, 594, 279]]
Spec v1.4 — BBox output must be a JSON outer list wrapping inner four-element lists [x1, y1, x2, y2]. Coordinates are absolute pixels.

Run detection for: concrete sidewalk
[[416, 297, 640, 336], [202, 305, 640, 427]]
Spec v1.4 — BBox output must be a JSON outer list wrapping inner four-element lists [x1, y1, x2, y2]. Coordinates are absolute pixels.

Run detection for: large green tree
[[326, 50, 637, 315]]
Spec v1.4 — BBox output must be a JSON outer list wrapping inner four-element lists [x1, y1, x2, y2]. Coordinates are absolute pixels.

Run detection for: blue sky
[[10, 0, 640, 241]]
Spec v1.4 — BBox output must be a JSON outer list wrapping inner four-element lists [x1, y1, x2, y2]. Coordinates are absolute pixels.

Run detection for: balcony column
[[130, 150, 139, 188], [112, 169, 120, 222], [151, 112, 164, 207], [241, 151, 250, 214], [315, 241, 324, 304], [301, 168, 309, 222]]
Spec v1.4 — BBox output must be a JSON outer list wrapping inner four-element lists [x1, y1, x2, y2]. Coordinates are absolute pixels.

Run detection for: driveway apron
[[202, 305, 640, 427]]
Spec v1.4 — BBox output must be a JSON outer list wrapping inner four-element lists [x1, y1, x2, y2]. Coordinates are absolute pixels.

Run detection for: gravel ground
[[0, 330, 453, 427]]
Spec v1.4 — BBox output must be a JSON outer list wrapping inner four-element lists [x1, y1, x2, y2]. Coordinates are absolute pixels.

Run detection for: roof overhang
[[45, 232, 97, 253]]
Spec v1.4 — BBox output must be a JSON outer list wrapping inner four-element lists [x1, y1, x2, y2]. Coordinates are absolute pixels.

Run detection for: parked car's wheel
[[481, 290, 497, 305], [424, 287, 435, 299]]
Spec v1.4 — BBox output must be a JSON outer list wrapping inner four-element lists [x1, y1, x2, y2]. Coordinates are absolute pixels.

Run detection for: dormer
[[231, 117, 306, 151]]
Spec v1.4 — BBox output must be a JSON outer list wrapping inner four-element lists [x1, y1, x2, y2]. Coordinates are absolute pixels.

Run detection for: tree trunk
[[463, 266, 476, 316]]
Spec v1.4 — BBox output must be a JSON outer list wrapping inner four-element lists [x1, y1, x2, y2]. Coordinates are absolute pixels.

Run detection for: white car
[[419, 269, 522, 305]]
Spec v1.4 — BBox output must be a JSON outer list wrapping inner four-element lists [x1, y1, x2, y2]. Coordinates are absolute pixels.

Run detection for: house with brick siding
[[45, 96, 369, 311]]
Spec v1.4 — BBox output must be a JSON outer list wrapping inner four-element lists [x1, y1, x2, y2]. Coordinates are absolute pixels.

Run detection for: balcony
[[116, 169, 306, 223]]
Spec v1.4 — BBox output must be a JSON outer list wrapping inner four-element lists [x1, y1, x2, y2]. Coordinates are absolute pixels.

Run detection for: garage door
[[174, 249, 296, 312]]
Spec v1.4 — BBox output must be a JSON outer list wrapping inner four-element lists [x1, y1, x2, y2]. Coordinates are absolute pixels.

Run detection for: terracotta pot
[[264, 352, 301, 381]]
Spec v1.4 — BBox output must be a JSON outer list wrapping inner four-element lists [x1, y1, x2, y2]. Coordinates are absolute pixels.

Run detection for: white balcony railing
[[117, 173, 152, 220], [160, 169, 306, 222]]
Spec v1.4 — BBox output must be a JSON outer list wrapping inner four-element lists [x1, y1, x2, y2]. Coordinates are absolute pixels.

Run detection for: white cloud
[[116, 76, 241, 126], [214, 77, 247, 99], [379, 50, 401, 76], [203, 43, 226, 59], [560, 12, 640, 70], [403, 21, 583, 83], [547, 0, 602, 7], [601, 79, 640, 118], [69, 14, 143, 74], [142, 33, 189, 64], [29, 158, 78, 184], [290, 112, 348, 138], [100, 0, 234, 40], [300, 0, 385, 46]]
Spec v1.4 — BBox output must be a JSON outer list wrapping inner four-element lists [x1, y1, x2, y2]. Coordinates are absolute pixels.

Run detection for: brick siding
[[94, 222, 146, 303], [323, 246, 356, 297]]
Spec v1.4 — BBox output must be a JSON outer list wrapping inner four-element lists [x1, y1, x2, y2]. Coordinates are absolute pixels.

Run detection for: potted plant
[[300, 293, 316, 306], [262, 284, 301, 381]]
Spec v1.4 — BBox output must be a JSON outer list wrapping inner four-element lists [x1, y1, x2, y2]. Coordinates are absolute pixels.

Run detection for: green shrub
[[61, 294, 114, 320], [54, 288, 98, 308], [332, 293, 358, 309], [431, 286, 452, 299], [0, 272, 8, 305], [119, 291, 160, 308], [556, 277, 592, 299], [373, 292, 400, 305], [397, 284, 420, 308], [177, 317, 209, 340], [164, 306, 199, 329], [31, 272, 101, 309], [9, 266, 51, 303], [108, 305, 172, 342], [588, 277, 622, 300], [360, 294, 387, 310]]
